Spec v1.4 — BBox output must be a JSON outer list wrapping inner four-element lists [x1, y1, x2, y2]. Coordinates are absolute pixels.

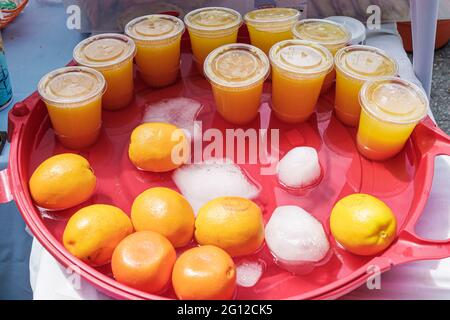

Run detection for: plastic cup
[[334, 45, 398, 126], [204, 43, 270, 125], [125, 14, 185, 88], [184, 7, 242, 70], [73, 34, 136, 111], [269, 40, 333, 123], [244, 8, 300, 55], [357, 77, 428, 161], [38, 66, 106, 149], [292, 19, 351, 92]]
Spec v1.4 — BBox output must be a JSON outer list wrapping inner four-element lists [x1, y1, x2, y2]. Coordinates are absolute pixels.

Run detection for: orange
[[112, 231, 176, 294], [29, 153, 96, 210], [63, 204, 133, 266], [195, 197, 265, 257], [172, 245, 236, 300], [128, 122, 189, 172], [131, 187, 195, 248], [330, 193, 397, 256]]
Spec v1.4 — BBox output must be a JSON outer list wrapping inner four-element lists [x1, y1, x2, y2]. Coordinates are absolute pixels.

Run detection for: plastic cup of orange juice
[[292, 19, 351, 93], [204, 43, 270, 125], [125, 14, 185, 88], [244, 8, 300, 55], [184, 7, 242, 70], [73, 34, 136, 111], [334, 45, 398, 127], [269, 40, 333, 123], [38, 66, 106, 149], [357, 77, 428, 161]]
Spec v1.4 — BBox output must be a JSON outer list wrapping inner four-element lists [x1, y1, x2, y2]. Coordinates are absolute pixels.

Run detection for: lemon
[[195, 197, 265, 257], [29, 153, 96, 210], [128, 122, 189, 172], [330, 193, 397, 256], [63, 204, 133, 266]]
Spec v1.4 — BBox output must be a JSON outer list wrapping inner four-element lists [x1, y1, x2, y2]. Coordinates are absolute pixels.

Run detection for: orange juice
[[357, 77, 428, 160], [38, 67, 106, 149], [269, 40, 333, 123], [125, 14, 185, 87], [334, 45, 398, 126], [244, 8, 300, 55], [74, 34, 136, 110], [204, 43, 269, 125], [292, 19, 351, 92], [184, 7, 242, 70]]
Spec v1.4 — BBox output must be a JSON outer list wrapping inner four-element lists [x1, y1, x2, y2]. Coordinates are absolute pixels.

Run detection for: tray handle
[[0, 169, 13, 204], [389, 119, 450, 265]]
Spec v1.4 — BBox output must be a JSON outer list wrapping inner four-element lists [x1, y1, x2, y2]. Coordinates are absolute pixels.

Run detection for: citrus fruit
[[195, 197, 265, 257], [29, 153, 96, 210], [330, 193, 397, 256], [63, 204, 133, 266], [128, 122, 189, 172], [172, 245, 236, 300], [131, 187, 195, 248], [112, 231, 176, 294]]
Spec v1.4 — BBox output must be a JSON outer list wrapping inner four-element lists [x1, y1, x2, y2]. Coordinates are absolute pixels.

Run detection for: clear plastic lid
[[245, 8, 300, 24], [244, 8, 300, 32], [335, 45, 398, 81], [204, 43, 270, 88], [292, 19, 351, 48], [38, 66, 106, 105], [73, 33, 136, 69], [269, 40, 334, 78], [360, 77, 428, 124], [125, 14, 185, 43], [184, 7, 242, 33]]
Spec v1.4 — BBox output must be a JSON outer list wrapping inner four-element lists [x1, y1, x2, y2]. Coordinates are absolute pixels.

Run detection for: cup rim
[[244, 7, 300, 25], [184, 7, 242, 33], [269, 39, 334, 78], [125, 14, 185, 43], [359, 76, 429, 125], [38, 66, 106, 106], [334, 45, 399, 81], [292, 19, 352, 48], [73, 33, 136, 70], [204, 43, 270, 89]]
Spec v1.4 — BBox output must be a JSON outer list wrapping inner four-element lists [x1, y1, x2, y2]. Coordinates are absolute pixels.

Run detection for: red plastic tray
[[2, 35, 450, 300]]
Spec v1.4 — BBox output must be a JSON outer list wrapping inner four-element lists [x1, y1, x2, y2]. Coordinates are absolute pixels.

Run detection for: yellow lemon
[[131, 187, 195, 248], [195, 197, 265, 257], [63, 204, 133, 266], [330, 193, 397, 256], [128, 122, 189, 172], [29, 153, 96, 210]]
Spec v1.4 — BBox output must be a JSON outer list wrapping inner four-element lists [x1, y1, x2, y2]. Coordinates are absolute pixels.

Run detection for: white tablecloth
[[29, 24, 450, 300]]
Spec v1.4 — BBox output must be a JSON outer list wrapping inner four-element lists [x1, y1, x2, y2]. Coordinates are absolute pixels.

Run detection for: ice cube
[[172, 160, 260, 214], [277, 147, 321, 189], [143, 97, 203, 141], [236, 260, 264, 288], [265, 206, 330, 274]]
